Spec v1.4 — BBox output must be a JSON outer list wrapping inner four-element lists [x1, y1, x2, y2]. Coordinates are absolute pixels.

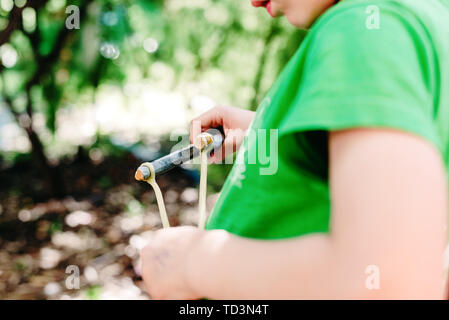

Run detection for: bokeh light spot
[[143, 38, 159, 54]]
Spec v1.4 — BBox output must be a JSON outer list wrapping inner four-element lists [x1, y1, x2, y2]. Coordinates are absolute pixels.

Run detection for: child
[[140, 0, 449, 299]]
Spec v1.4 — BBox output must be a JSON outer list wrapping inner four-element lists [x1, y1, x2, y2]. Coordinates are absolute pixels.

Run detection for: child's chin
[[285, 15, 310, 29], [285, 13, 319, 29]]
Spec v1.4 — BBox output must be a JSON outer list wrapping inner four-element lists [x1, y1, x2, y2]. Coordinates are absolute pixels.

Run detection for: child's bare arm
[[141, 128, 448, 299]]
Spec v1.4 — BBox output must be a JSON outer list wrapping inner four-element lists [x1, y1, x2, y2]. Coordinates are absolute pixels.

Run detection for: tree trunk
[[25, 125, 66, 197]]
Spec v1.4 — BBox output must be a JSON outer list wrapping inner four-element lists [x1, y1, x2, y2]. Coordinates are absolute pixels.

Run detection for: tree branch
[[0, 0, 49, 46]]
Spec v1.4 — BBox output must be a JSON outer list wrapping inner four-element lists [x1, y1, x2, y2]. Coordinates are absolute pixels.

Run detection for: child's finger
[[190, 118, 203, 144], [209, 136, 237, 164], [190, 107, 224, 143]]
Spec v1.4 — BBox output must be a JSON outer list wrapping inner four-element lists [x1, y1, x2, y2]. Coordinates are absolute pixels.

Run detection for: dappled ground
[[0, 148, 221, 300]]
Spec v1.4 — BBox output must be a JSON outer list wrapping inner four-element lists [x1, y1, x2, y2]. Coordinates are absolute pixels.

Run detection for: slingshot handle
[[135, 128, 223, 181]]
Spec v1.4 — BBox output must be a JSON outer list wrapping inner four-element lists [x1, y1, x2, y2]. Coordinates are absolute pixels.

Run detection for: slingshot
[[135, 129, 223, 229]]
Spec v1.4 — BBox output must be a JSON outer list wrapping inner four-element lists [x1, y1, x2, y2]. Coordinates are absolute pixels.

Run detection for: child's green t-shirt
[[206, 0, 449, 239]]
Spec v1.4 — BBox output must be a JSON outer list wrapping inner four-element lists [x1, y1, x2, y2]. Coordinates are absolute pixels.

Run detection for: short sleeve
[[279, 3, 441, 151]]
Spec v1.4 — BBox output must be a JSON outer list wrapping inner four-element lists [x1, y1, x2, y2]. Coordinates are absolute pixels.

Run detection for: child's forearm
[[186, 229, 352, 299], [181, 129, 447, 300]]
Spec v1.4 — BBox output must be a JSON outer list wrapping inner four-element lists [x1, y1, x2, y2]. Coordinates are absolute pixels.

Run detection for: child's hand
[[190, 106, 255, 163], [140, 226, 204, 300]]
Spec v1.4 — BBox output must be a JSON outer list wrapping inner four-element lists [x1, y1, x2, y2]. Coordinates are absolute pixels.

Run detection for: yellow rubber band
[[140, 162, 170, 229], [198, 150, 208, 229], [139, 132, 211, 230]]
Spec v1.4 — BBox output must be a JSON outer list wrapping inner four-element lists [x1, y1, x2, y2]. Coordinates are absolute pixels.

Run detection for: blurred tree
[[0, 0, 302, 197]]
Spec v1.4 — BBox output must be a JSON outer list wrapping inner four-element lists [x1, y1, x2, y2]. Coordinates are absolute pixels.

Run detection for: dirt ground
[[0, 151, 219, 299]]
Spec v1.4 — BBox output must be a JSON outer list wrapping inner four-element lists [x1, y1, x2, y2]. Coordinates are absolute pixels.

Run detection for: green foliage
[[86, 284, 102, 300], [90, 134, 128, 158], [49, 219, 63, 234], [0, 0, 303, 164], [207, 163, 233, 193]]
